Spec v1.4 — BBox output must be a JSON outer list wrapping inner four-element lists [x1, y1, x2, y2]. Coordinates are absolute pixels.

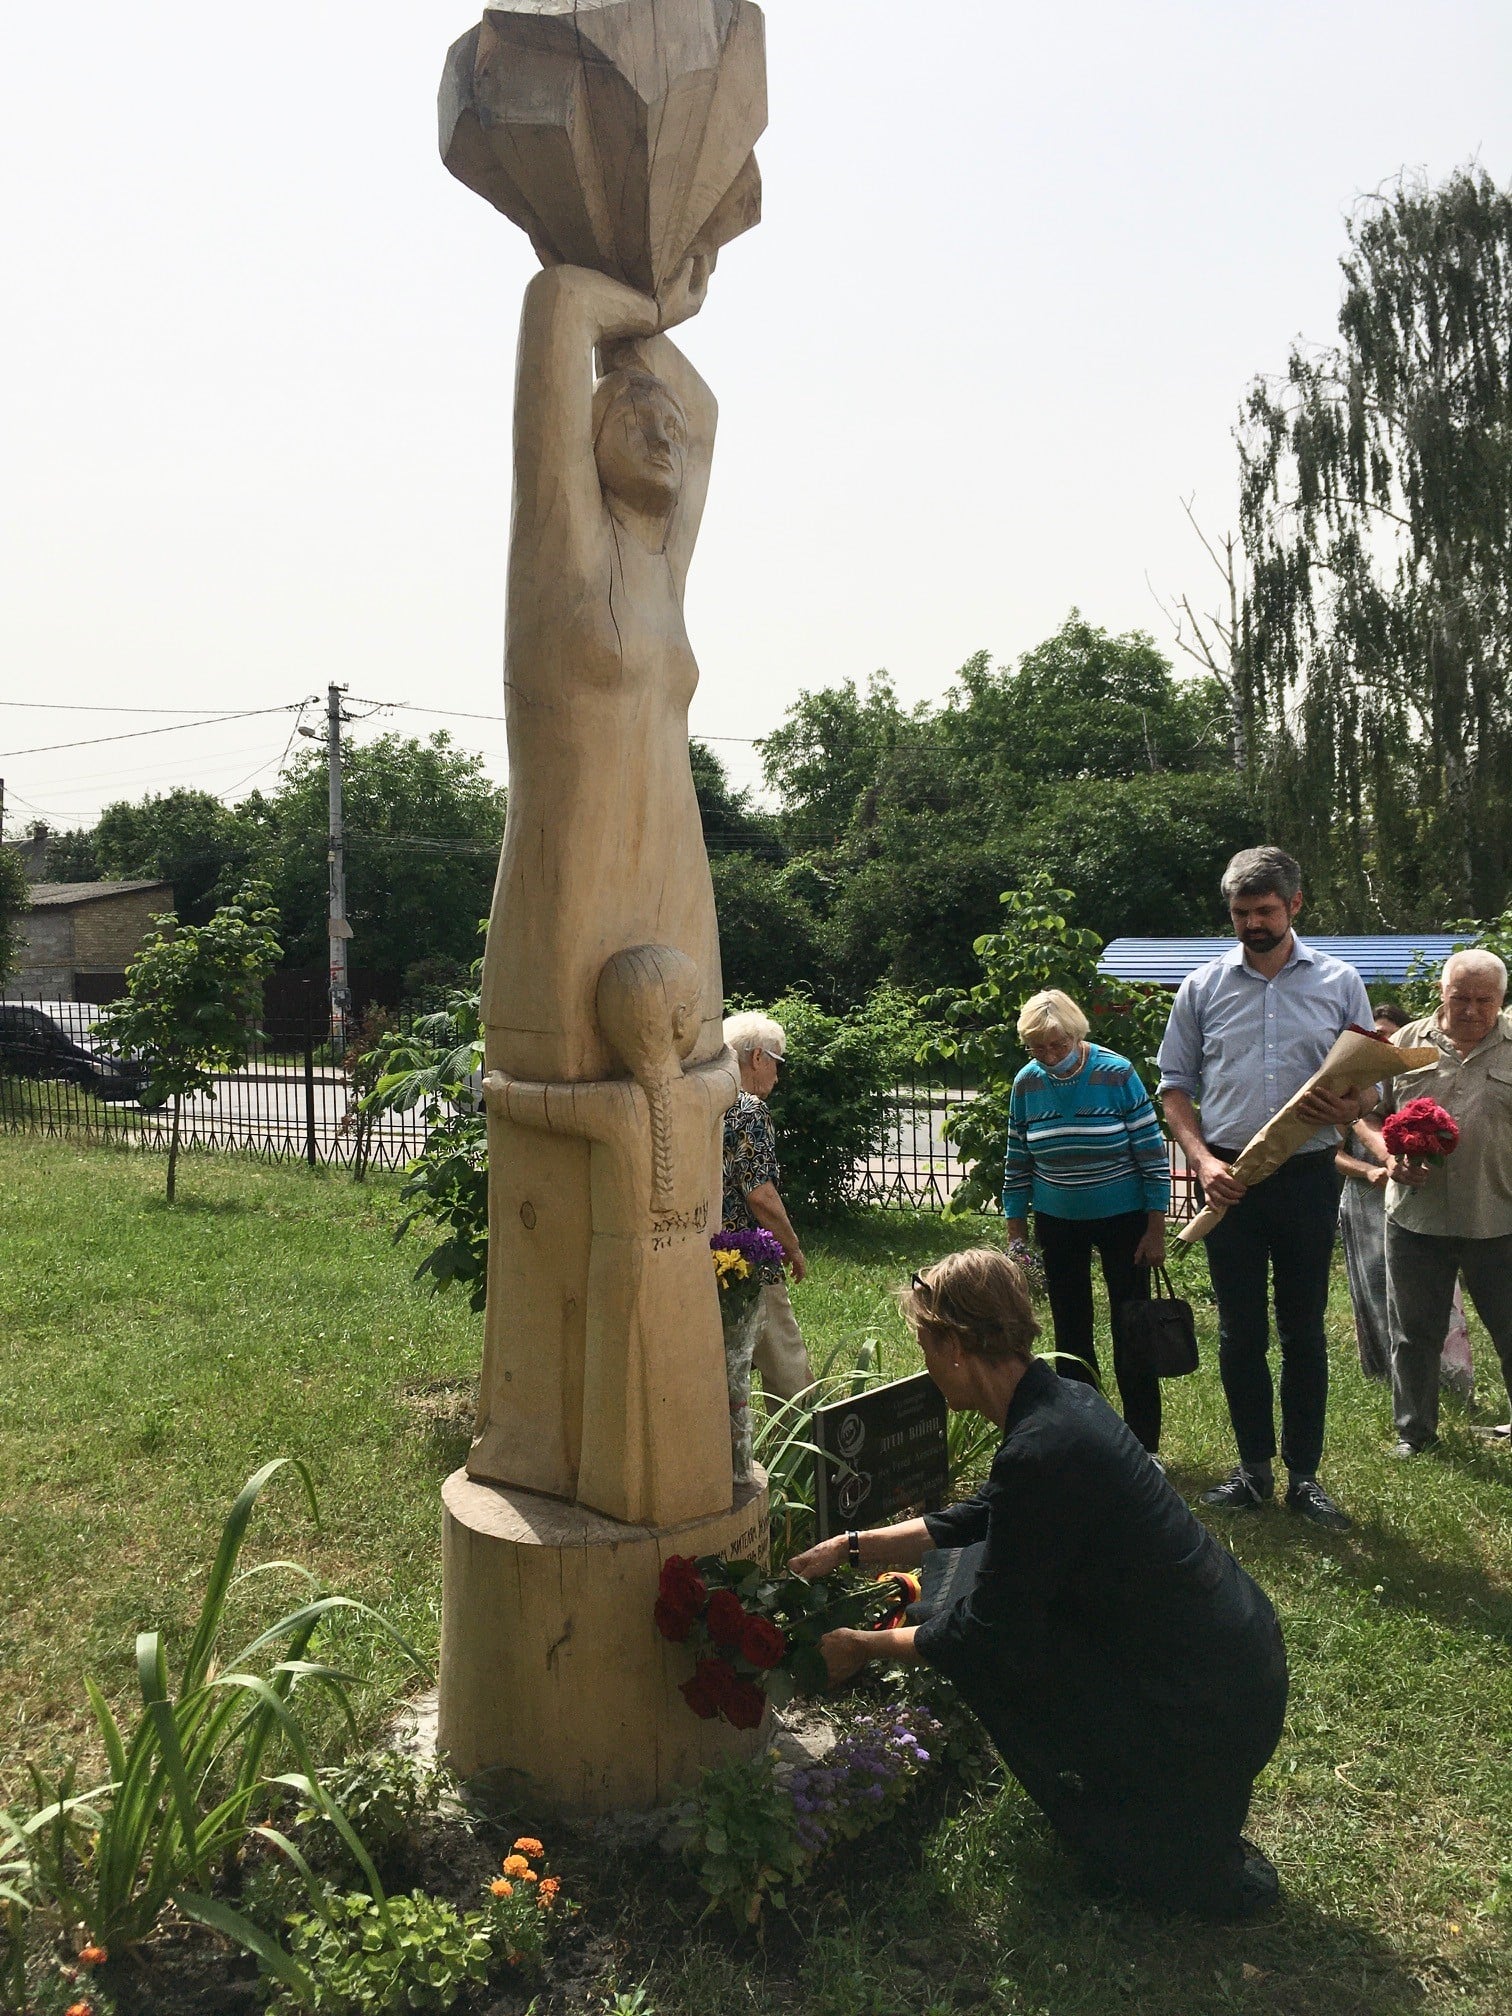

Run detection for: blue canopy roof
[[1098, 935, 1467, 987]]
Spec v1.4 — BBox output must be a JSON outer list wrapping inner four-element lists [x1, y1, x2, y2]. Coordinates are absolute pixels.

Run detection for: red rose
[[738, 1614, 786, 1669], [654, 1596, 695, 1643], [723, 1677, 767, 1730], [705, 1589, 748, 1649], [681, 1653, 729, 1717], [658, 1555, 706, 1613], [1383, 1098, 1459, 1162]]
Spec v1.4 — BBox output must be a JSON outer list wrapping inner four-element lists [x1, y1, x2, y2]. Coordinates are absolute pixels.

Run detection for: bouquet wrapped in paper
[[1178, 1026, 1438, 1244]]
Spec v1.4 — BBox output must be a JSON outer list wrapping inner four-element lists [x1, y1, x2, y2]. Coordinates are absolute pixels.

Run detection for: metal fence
[[848, 1072, 1200, 1219], [0, 998, 429, 1173], [1, 999, 1201, 1215]]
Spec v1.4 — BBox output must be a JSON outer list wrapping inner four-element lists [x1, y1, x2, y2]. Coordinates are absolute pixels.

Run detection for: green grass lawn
[[2, 1133, 1511, 2013]]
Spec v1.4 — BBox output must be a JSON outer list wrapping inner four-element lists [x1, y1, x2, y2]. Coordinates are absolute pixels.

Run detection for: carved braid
[[646, 1066, 676, 1211]]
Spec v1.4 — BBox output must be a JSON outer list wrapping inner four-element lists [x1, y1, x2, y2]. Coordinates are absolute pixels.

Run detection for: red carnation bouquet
[[655, 1554, 921, 1730], [1383, 1096, 1460, 1167]]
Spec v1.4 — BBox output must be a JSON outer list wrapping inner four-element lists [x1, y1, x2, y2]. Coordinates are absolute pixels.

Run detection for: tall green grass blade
[[228, 1593, 427, 1679], [250, 1823, 337, 1924], [179, 1458, 319, 1695], [137, 1633, 206, 1889], [174, 1891, 314, 1997], [268, 1770, 388, 1918]]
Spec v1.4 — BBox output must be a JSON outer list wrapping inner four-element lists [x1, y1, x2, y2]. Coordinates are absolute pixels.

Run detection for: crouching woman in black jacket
[[789, 1248, 1288, 1918]]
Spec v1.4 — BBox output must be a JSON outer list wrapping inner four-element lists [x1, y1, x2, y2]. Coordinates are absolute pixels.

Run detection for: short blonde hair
[[723, 1010, 786, 1059], [899, 1249, 1040, 1363], [1016, 989, 1089, 1047]]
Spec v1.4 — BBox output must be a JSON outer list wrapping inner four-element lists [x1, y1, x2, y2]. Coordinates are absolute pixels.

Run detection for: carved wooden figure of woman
[[470, 258, 725, 1500], [483, 946, 736, 1528]]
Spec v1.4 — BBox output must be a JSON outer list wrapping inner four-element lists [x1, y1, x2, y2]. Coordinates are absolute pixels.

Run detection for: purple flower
[[710, 1228, 787, 1272]]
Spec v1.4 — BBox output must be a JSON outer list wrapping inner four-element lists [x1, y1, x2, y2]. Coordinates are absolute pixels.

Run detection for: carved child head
[[597, 944, 701, 1082], [592, 369, 688, 516]]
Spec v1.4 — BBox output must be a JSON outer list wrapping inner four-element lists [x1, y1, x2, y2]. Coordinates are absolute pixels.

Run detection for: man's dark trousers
[[1201, 1151, 1342, 1476]]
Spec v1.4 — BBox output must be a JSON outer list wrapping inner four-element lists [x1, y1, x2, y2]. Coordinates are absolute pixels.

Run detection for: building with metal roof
[[5, 880, 173, 1001], [1098, 935, 1468, 989]]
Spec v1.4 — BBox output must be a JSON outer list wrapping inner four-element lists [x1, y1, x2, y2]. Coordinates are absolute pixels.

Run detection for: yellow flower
[[512, 1836, 544, 1857], [502, 1854, 530, 1877], [490, 1878, 514, 1898]]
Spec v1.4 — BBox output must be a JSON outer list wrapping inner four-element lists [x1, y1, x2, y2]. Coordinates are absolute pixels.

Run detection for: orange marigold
[[537, 1875, 562, 1910], [65, 2003, 94, 2016], [490, 1878, 514, 1898], [501, 1854, 530, 1877], [79, 1945, 108, 1966], [520, 1868, 539, 1883], [512, 1835, 544, 1857]]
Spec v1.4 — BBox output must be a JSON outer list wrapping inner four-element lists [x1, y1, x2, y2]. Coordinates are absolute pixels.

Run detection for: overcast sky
[[2, 0, 1508, 831]]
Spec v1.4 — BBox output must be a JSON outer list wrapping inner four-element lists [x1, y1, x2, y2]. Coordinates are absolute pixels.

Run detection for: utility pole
[[325, 683, 352, 1050]]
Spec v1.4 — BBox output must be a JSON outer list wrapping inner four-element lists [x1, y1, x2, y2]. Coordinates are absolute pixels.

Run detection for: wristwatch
[[847, 1529, 860, 1568]]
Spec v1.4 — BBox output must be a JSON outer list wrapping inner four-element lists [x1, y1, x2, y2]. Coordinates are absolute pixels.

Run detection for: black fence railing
[[1, 997, 1200, 1215], [0, 996, 430, 1173]]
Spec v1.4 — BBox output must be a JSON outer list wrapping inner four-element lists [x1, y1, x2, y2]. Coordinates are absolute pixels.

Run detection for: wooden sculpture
[[437, 0, 770, 1806]]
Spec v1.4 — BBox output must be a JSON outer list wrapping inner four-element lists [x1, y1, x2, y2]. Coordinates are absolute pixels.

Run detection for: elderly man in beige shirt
[[1356, 950, 1512, 1456]]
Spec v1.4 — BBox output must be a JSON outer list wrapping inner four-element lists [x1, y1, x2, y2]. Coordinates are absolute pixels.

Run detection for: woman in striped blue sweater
[[1002, 990, 1171, 1453]]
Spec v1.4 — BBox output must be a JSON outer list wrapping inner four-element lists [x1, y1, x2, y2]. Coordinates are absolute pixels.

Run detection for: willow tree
[[1238, 167, 1512, 925]]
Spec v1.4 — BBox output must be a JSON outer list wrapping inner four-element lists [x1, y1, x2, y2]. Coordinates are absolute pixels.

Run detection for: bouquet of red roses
[[1383, 1096, 1460, 1167], [655, 1554, 920, 1730]]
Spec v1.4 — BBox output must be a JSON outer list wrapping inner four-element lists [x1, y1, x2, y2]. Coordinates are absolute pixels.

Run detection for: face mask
[[1048, 1045, 1082, 1077]]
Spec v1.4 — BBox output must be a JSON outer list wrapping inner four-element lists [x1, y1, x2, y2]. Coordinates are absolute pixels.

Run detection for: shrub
[[276, 1890, 496, 2014], [761, 986, 938, 1221], [362, 988, 486, 1309], [925, 872, 1171, 1211]]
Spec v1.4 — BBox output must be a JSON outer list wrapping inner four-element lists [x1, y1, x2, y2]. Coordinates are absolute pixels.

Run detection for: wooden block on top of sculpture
[[433, 0, 771, 1812]]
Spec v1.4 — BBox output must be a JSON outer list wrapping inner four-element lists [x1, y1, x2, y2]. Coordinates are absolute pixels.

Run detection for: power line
[[1, 704, 304, 760], [347, 694, 771, 748], [0, 700, 269, 716]]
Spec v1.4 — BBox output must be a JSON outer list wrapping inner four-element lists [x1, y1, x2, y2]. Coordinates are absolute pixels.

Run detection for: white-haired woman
[[1003, 990, 1171, 1453], [721, 1010, 814, 1401]]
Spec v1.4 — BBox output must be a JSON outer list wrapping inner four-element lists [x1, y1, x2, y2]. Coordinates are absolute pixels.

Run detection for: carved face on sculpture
[[592, 371, 688, 516], [597, 944, 701, 1084]]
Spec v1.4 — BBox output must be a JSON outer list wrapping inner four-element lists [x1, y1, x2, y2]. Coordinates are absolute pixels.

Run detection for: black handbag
[[1120, 1266, 1199, 1378]]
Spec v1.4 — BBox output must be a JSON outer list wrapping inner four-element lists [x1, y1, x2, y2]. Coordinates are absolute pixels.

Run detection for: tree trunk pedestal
[[437, 1465, 770, 1812]]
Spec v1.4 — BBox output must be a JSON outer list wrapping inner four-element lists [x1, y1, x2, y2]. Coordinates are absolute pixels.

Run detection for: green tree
[[690, 740, 780, 855], [1239, 166, 1512, 924], [709, 853, 825, 1002], [41, 825, 102, 882], [941, 621, 1231, 788], [757, 620, 1253, 1004], [760, 672, 915, 841], [926, 873, 1172, 1212], [90, 788, 256, 924], [252, 733, 503, 975], [0, 846, 31, 983], [1005, 773, 1266, 942], [93, 884, 282, 1202]]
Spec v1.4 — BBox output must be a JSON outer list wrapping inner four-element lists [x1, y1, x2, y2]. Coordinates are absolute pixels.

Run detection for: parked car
[[0, 1003, 154, 1103]]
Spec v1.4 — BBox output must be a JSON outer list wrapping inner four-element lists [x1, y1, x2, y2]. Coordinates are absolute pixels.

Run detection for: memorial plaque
[[812, 1372, 950, 1541]]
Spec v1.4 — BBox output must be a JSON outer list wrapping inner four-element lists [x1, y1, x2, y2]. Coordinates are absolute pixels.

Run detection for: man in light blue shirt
[[1158, 847, 1374, 1531]]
